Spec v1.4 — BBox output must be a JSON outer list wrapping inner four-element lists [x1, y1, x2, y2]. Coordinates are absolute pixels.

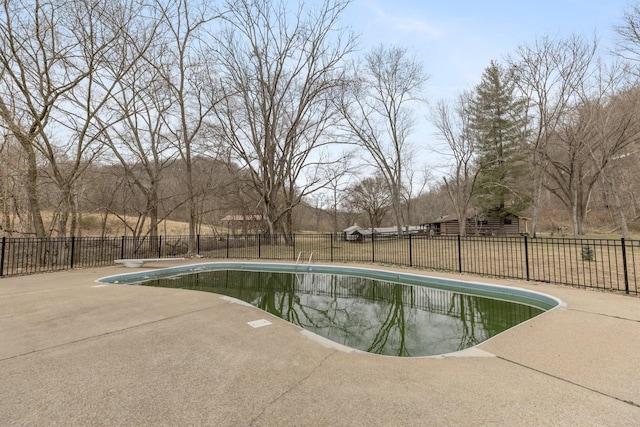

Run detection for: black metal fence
[[0, 234, 638, 295]]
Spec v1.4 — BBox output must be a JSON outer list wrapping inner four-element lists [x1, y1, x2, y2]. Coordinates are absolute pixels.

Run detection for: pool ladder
[[295, 251, 314, 270]]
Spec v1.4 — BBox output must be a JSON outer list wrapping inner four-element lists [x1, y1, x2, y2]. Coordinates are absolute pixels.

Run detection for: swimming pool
[[98, 262, 561, 357]]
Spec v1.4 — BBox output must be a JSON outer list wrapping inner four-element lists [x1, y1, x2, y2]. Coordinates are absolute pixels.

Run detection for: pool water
[[133, 269, 545, 357]]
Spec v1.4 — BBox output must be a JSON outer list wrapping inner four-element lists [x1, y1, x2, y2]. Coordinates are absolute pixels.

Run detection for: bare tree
[[508, 34, 597, 237], [0, 0, 155, 237], [612, 3, 640, 237], [401, 161, 431, 227], [149, 0, 221, 250], [101, 61, 179, 239], [415, 181, 454, 224], [544, 61, 639, 236], [338, 44, 428, 237], [587, 85, 640, 239], [346, 174, 391, 228], [79, 163, 129, 238], [0, 0, 89, 236], [56, 0, 161, 236], [601, 144, 640, 236], [432, 91, 478, 236], [212, 0, 356, 240], [320, 152, 356, 233], [0, 132, 25, 235], [615, 4, 640, 71]]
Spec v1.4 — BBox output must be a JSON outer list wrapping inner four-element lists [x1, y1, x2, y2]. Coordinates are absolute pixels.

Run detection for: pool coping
[[96, 261, 564, 359]]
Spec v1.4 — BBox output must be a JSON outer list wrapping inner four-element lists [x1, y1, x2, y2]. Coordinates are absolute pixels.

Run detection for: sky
[[342, 0, 635, 175]]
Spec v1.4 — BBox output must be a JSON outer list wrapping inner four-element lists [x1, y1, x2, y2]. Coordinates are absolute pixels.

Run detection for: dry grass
[[77, 214, 193, 236], [4, 211, 196, 237]]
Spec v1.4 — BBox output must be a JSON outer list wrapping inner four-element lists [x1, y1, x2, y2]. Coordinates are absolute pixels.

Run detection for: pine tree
[[470, 61, 530, 233]]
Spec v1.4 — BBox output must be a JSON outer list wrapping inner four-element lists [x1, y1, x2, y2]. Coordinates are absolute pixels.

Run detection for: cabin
[[422, 213, 525, 236]]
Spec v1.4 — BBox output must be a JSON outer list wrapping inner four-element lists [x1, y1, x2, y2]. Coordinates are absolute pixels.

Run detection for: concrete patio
[[1, 261, 639, 426]]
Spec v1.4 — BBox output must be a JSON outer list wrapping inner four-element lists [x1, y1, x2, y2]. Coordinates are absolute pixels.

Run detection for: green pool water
[[129, 268, 546, 357]]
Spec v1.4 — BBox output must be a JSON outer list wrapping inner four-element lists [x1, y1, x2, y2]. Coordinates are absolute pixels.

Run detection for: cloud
[[363, 0, 442, 41]]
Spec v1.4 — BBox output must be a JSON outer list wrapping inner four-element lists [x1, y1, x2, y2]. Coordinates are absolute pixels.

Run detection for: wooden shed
[[342, 225, 372, 242], [343, 225, 422, 241]]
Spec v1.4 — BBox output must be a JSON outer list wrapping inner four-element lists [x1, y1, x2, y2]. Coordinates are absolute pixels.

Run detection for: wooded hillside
[[2, 0, 640, 238]]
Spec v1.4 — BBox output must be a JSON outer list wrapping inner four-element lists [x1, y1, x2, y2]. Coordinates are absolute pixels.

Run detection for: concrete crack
[[0, 305, 218, 363], [567, 308, 640, 324], [497, 355, 640, 409], [249, 351, 335, 426]]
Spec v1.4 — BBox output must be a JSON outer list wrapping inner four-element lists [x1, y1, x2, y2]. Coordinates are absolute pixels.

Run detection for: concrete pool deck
[[1, 261, 639, 426]]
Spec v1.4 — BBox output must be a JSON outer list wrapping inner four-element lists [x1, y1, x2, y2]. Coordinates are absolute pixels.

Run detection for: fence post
[[330, 233, 334, 262], [0, 236, 5, 277], [292, 233, 296, 261], [70, 236, 76, 269], [258, 234, 261, 259], [457, 234, 462, 273], [524, 235, 530, 281], [120, 236, 125, 259], [408, 233, 413, 267], [197, 234, 200, 255], [371, 232, 375, 263], [158, 235, 162, 258], [226, 234, 230, 258], [621, 238, 630, 295]]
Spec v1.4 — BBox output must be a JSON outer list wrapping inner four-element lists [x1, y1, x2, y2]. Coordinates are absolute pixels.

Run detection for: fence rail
[[0, 234, 637, 295]]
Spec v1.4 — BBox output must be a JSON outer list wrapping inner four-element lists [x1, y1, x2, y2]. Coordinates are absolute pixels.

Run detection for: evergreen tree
[[470, 61, 530, 233]]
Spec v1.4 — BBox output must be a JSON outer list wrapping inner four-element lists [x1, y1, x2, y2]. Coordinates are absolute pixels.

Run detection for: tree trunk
[[1, 192, 10, 236], [444, 177, 468, 237], [23, 146, 46, 237], [393, 185, 404, 238], [71, 191, 79, 238], [57, 186, 74, 237], [609, 176, 630, 239], [570, 174, 580, 237], [529, 172, 543, 238]]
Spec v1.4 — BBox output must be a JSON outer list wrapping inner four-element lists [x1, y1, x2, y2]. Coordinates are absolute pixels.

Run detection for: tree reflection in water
[[142, 270, 544, 357]]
